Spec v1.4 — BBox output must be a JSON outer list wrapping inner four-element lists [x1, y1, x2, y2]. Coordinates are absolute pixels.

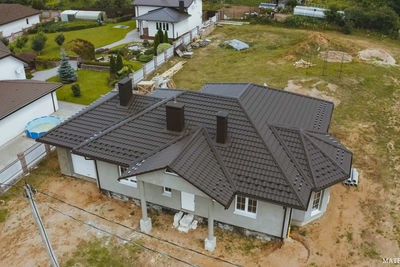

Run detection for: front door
[[181, 192, 195, 211], [143, 27, 149, 38]]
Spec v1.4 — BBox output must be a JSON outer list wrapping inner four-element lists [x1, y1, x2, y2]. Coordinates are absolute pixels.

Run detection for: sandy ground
[[0, 157, 398, 266], [358, 49, 397, 66], [319, 50, 353, 63]]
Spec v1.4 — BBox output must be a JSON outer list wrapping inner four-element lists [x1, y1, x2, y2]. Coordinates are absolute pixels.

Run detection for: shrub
[[36, 55, 60, 61], [138, 54, 153, 62], [116, 54, 123, 72], [144, 48, 154, 55], [0, 37, 9, 46], [28, 21, 99, 34], [156, 43, 172, 55], [163, 30, 169, 43], [142, 39, 150, 47], [55, 34, 65, 46], [15, 35, 28, 49], [26, 73, 33, 79], [67, 39, 95, 60], [31, 32, 47, 54], [325, 5, 345, 26], [71, 83, 81, 97]]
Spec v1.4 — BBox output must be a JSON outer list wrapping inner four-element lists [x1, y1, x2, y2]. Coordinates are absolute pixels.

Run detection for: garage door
[[181, 192, 195, 211], [71, 153, 97, 179]]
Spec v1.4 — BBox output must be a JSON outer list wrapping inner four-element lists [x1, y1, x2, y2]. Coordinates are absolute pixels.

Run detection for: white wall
[[291, 187, 331, 226], [0, 56, 26, 80], [187, 0, 202, 31], [0, 15, 40, 38], [0, 92, 57, 146]]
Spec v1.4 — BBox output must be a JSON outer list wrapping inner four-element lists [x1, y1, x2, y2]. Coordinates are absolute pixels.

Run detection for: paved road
[[32, 60, 78, 81], [100, 29, 143, 49]]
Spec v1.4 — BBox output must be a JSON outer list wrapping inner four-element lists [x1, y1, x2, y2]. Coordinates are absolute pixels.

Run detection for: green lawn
[[19, 20, 136, 58], [48, 70, 112, 105]]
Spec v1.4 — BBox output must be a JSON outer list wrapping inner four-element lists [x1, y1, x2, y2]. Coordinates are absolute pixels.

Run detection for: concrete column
[[138, 180, 152, 233], [204, 199, 216, 251], [17, 152, 28, 175]]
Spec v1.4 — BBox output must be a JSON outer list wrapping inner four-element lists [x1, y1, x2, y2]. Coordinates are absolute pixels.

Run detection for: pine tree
[[163, 30, 169, 43], [116, 54, 123, 72], [58, 51, 77, 84], [153, 32, 160, 55]]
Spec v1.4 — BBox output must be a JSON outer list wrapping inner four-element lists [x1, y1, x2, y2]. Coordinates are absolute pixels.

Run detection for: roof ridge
[[270, 126, 317, 189], [237, 99, 307, 209], [305, 131, 352, 153], [73, 93, 182, 151], [299, 130, 319, 188], [302, 134, 349, 176]]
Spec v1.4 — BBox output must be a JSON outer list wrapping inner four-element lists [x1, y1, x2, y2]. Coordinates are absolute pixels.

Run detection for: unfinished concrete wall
[[57, 147, 74, 177]]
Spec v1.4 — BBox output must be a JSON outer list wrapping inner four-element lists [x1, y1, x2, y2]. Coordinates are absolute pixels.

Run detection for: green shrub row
[[28, 21, 100, 34]]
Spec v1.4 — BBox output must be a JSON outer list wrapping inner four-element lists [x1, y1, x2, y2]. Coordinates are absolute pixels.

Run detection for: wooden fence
[[0, 143, 55, 195]]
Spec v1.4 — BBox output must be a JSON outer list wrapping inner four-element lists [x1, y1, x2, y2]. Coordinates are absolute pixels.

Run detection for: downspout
[[94, 160, 102, 193], [280, 206, 287, 241], [51, 92, 56, 112], [287, 208, 293, 238]]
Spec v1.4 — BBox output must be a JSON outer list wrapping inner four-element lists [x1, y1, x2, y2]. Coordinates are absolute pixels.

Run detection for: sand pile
[[358, 49, 396, 66]]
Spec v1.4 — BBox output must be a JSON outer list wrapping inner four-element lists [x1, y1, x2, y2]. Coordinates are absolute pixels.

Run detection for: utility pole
[[24, 184, 59, 267]]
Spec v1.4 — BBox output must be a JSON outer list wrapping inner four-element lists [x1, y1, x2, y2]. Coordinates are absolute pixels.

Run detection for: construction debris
[[293, 59, 315, 68], [136, 80, 155, 94], [161, 61, 186, 79], [177, 214, 194, 233], [222, 39, 249, 51], [173, 211, 183, 228], [343, 168, 359, 186]]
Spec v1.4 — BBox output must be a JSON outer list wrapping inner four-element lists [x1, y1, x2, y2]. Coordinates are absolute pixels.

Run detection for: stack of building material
[[343, 168, 358, 186], [178, 214, 194, 233], [136, 80, 155, 94], [161, 61, 186, 79]]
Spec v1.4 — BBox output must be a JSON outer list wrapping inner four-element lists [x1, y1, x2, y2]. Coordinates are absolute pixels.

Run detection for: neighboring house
[[133, 0, 202, 39], [37, 80, 352, 251], [0, 42, 27, 80], [0, 4, 40, 39], [0, 80, 61, 146]]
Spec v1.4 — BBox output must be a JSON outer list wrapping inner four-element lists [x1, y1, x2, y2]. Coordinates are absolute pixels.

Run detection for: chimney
[[118, 77, 132, 106], [216, 111, 228, 144], [166, 101, 185, 132], [179, 0, 184, 12]]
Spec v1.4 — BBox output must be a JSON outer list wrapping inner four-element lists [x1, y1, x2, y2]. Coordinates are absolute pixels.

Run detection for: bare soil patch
[[319, 50, 353, 63], [358, 49, 397, 66]]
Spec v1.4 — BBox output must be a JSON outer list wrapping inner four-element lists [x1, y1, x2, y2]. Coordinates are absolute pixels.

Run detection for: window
[[166, 23, 169, 31], [234, 195, 257, 218], [118, 166, 137, 187], [312, 190, 323, 214], [163, 187, 172, 196], [156, 22, 159, 29], [26, 18, 29, 24]]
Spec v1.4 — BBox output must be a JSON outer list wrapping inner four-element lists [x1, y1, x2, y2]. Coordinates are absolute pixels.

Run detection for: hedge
[[28, 21, 100, 34]]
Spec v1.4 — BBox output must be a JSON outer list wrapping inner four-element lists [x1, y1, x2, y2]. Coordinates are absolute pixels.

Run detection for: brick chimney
[[216, 111, 228, 144], [118, 77, 132, 106], [166, 101, 185, 132]]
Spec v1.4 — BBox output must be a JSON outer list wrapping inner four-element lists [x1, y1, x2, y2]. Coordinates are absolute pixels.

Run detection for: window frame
[[163, 187, 172, 196], [118, 166, 137, 188], [234, 195, 257, 219], [311, 190, 323, 215]]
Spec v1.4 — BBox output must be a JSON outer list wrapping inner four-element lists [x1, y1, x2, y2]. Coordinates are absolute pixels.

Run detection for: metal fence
[[132, 26, 200, 85], [0, 143, 54, 194]]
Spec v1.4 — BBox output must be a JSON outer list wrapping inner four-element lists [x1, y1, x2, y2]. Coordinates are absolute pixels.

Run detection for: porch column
[[204, 199, 216, 251], [138, 180, 152, 233]]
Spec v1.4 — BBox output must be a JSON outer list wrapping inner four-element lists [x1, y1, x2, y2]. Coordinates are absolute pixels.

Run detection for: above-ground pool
[[26, 116, 62, 139]]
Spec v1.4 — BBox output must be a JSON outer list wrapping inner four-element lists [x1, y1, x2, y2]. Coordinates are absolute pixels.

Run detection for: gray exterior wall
[[291, 187, 331, 226]]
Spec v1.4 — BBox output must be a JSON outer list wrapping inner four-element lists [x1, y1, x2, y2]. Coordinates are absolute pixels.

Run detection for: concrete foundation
[[140, 217, 152, 233], [204, 236, 216, 251]]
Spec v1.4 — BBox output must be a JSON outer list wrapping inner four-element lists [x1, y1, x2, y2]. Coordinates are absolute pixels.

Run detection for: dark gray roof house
[[38, 82, 352, 210], [134, 7, 190, 23]]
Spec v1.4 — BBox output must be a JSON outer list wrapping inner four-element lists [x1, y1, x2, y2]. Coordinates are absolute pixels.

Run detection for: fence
[[132, 26, 200, 85], [0, 143, 55, 195]]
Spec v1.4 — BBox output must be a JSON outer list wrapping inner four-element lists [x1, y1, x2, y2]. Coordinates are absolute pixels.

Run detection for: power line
[[37, 201, 197, 267], [36, 189, 242, 267]]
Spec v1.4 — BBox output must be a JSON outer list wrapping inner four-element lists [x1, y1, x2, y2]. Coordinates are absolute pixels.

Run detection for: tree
[[55, 34, 65, 47], [58, 51, 77, 84], [116, 54, 123, 72], [31, 32, 47, 54], [163, 30, 169, 43], [109, 55, 117, 77], [31, 0, 45, 9], [157, 28, 164, 44], [67, 39, 95, 60], [71, 83, 81, 97], [15, 35, 28, 49], [325, 5, 344, 26], [153, 32, 160, 55], [0, 37, 9, 47]]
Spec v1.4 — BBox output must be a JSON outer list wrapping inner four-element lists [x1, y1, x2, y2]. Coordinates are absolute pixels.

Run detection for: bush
[[26, 73, 33, 79], [137, 54, 153, 62], [142, 39, 150, 47], [67, 39, 95, 60], [156, 43, 172, 55], [15, 35, 28, 49], [71, 83, 81, 97], [31, 32, 47, 54], [0, 37, 9, 47], [55, 34, 65, 46], [28, 21, 99, 34], [144, 48, 154, 55]]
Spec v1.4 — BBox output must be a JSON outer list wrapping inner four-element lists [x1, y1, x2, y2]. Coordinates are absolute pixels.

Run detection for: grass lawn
[[48, 70, 112, 105], [18, 20, 136, 58]]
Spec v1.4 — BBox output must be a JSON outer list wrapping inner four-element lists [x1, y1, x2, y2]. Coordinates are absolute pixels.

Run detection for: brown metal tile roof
[[37, 83, 352, 210], [0, 80, 62, 120], [0, 4, 40, 26]]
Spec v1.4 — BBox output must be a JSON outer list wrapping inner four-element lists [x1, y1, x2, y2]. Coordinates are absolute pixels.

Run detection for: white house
[[133, 0, 202, 39], [0, 4, 41, 40], [0, 41, 26, 80], [37, 80, 352, 251], [0, 80, 61, 146]]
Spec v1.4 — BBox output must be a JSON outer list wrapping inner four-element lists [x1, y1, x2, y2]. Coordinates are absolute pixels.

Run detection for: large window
[[118, 166, 137, 187], [234, 195, 257, 218], [312, 190, 323, 213]]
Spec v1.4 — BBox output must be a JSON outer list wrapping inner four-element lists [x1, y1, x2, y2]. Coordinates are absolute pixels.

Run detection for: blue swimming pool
[[26, 116, 62, 139]]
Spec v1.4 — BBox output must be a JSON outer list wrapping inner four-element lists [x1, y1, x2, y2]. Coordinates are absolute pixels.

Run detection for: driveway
[[32, 60, 78, 81], [100, 29, 143, 49], [0, 101, 86, 169]]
